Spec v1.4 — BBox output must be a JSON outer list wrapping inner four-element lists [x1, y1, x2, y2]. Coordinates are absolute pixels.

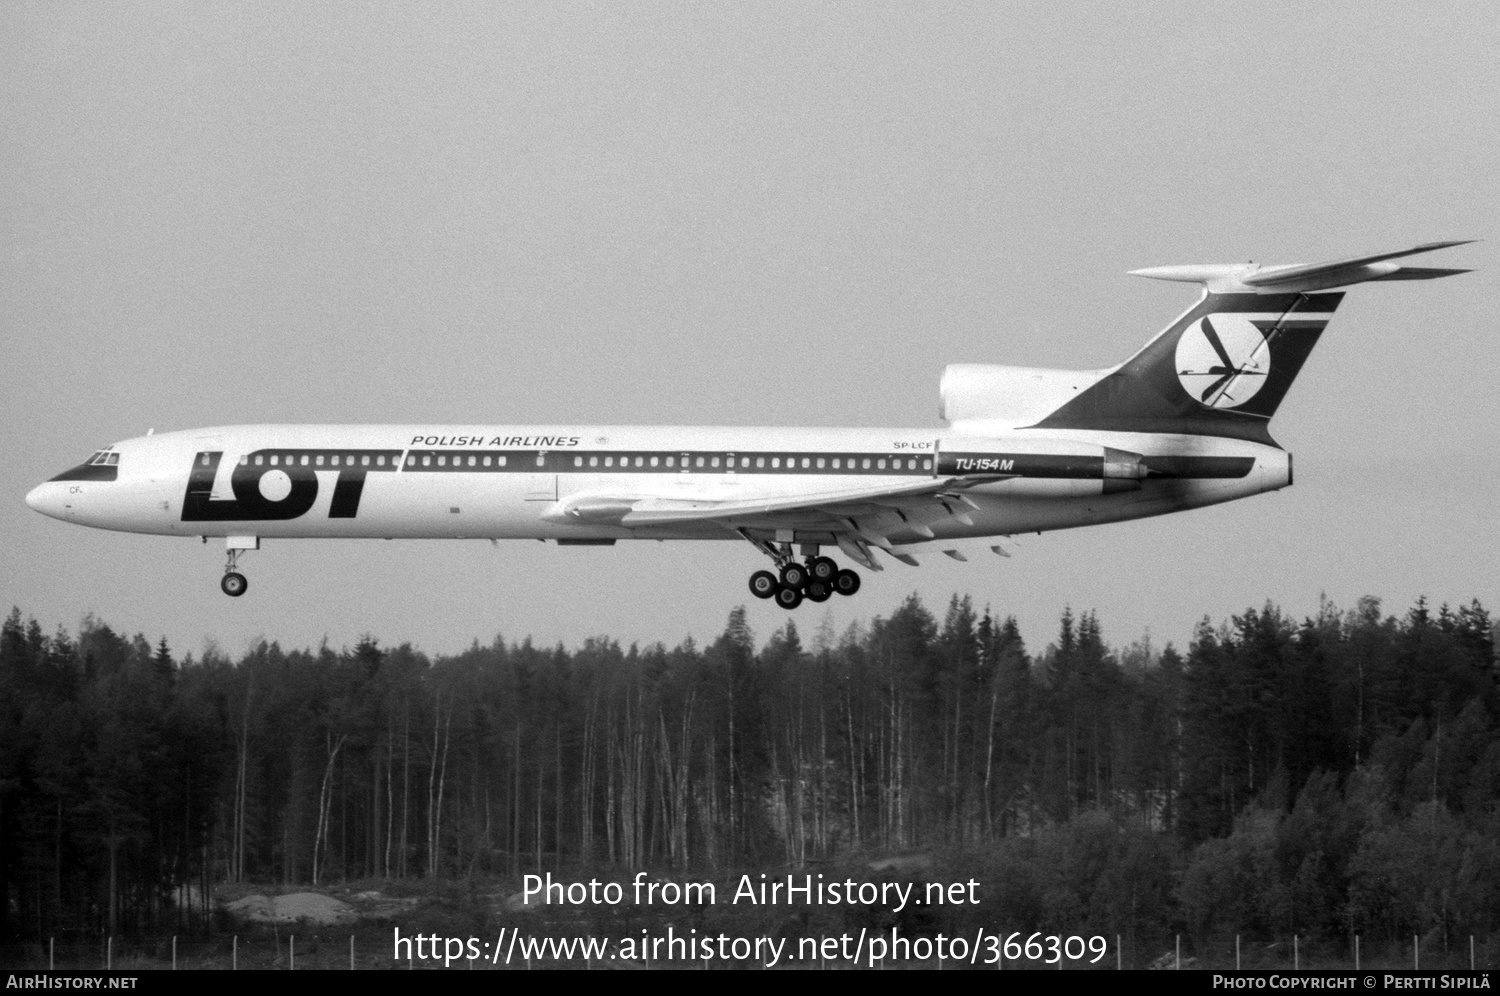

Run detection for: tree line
[[0, 594, 1494, 952]]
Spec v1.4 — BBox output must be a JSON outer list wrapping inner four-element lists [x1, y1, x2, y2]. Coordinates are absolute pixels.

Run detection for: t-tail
[[940, 241, 1473, 445]]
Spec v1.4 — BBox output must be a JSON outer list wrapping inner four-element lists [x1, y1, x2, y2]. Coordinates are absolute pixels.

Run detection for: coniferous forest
[[1, 594, 1496, 960]]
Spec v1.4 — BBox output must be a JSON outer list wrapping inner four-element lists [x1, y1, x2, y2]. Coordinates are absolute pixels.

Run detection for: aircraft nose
[[25, 482, 66, 520]]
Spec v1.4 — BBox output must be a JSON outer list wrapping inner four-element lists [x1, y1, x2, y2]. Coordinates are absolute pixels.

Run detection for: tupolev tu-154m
[[26, 241, 1472, 608]]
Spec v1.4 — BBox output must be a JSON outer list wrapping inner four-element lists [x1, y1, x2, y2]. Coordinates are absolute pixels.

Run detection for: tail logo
[[1174, 314, 1271, 409]]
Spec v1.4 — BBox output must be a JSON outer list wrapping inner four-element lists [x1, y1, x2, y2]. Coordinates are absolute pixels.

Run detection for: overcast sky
[[3, 2, 1495, 661]]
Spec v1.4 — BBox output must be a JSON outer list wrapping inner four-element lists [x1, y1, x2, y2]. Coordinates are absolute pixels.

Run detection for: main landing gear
[[748, 551, 861, 610]]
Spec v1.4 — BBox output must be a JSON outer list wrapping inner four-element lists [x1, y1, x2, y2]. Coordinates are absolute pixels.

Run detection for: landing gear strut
[[221, 549, 248, 598], [744, 542, 861, 610], [219, 536, 257, 597]]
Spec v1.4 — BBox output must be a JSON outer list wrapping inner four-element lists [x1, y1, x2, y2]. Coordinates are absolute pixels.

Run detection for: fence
[[0, 931, 1493, 970]]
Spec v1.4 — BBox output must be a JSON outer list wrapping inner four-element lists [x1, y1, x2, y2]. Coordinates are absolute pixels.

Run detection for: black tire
[[221, 572, 248, 597], [748, 571, 779, 599], [809, 556, 838, 582], [805, 580, 832, 602], [774, 586, 803, 610], [779, 562, 808, 590], [834, 569, 860, 596]]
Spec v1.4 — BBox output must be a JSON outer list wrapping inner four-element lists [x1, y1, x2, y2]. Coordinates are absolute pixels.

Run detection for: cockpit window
[[51, 448, 120, 482]]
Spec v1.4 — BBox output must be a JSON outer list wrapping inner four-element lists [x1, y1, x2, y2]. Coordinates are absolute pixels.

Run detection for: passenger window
[[238, 455, 247, 466], [817, 458, 825, 469], [498, 456, 507, 466], [438, 456, 446, 466], [650, 456, 659, 467], [468, 456, 476, 467], [406, 456, 415, 468], [482, 456, 490, 467], [200, 454, 209, 466], [255, 455, 264, 466], [298, 455, 307, 466], [696, 456, 704, 468], [756, 457, 765, 468], [741, 457, 749, 468], [574, 456, 583, 467], [422, 456, 431, 466], [711, 457, 720, 468], [772, 457, 780, 468], [589, 456, 598, 467], [331, 455, 339, 466], [833, 458, 841, 469], [923, 458, 932, 471], [315, 455, 324, 466], [271, 455, 279, 466], [801, 457, 810, 469], [878, 459, 886, 470], [666, 456, 675, 467], [605, 456, 613, 467], [636, 456, 644, 467], [862, 458, 870, 469], [536, 454, 546, 466], [378, 455, 386, 466]]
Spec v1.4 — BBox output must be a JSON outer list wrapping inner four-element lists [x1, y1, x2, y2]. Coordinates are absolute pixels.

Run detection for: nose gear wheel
[[220, 545, 251, 597]]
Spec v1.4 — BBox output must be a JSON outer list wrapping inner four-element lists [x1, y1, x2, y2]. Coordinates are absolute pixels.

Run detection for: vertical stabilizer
[[1029, 242, 1471, 444]]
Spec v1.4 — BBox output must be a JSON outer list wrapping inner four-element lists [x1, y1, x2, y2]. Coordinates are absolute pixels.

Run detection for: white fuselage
[[26, 423, 1289, 549]]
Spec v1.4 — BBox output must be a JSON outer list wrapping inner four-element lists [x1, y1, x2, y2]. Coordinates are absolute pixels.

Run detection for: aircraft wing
[[545, 475, 1010, 569]]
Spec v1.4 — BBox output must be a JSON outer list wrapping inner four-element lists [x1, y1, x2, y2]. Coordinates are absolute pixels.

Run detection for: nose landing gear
[[221, 548, 248, 597], [217, 536, 258, 597]]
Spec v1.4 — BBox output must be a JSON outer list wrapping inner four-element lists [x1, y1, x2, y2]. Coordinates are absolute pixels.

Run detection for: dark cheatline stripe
[[393, 449, 1252, 480], [938, 453, 1102, 478], [49, 463, 119, 482], [1142, 456, 1255, 479], [401, 449, 935, 475], [938, 452, 1255, 480], [240, 449, 404, 471]]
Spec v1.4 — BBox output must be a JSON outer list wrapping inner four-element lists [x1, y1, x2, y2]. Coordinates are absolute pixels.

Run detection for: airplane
[[25, 241, 1472, 609]]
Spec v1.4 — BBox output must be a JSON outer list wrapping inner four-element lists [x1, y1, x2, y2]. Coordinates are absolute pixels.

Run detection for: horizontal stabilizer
[[1131, 240, 1474, 294], [1363, 266, 1472, 281]]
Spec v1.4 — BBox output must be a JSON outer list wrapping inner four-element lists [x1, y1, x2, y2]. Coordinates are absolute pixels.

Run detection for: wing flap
[[547, 476, 1000, 528]]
